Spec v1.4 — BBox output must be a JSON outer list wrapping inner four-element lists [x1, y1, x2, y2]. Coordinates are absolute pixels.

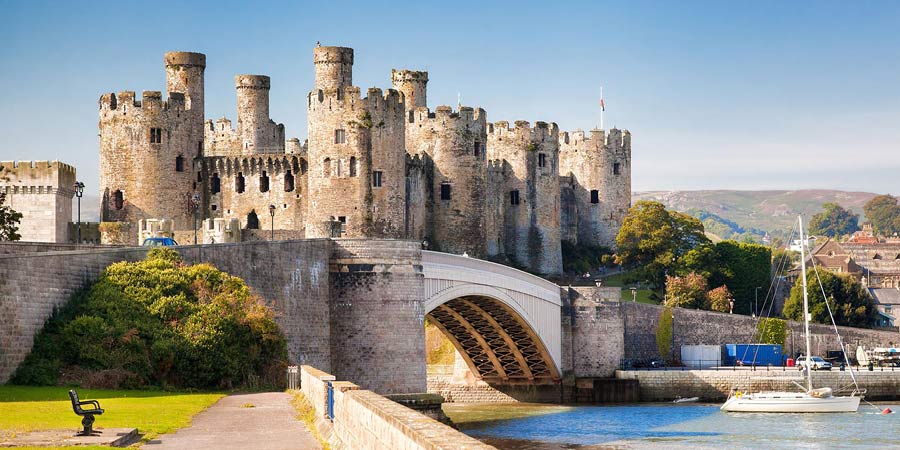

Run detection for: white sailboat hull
[[720, 392, 860, 413]]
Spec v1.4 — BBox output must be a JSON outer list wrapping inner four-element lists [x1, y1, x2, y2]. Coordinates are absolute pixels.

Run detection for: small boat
[[720, 216, 863, 413], [673, 396, 699, 404]]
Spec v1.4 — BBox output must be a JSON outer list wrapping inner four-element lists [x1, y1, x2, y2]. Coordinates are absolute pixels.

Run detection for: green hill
[[633, 190, 879, 243]]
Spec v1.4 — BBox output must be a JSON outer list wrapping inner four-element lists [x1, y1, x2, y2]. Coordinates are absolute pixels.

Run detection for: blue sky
[[1, 0, 898, 196]]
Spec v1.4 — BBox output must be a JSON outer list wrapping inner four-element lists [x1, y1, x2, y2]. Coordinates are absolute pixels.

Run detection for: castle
[[98, 45, 631, 275]]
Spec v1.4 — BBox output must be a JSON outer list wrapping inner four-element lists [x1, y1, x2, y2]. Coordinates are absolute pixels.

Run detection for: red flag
[[600, 98, 605, 111]]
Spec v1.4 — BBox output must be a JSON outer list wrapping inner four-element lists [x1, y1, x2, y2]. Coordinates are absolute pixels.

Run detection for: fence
[[620, 358, 900, 372], [286, 365, 299, 390]]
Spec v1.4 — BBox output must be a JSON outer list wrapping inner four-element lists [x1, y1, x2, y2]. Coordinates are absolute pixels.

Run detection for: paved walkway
[[146, 392, 321, 450]]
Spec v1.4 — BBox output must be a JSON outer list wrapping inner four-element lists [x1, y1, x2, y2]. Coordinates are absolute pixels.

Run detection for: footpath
[[146, 392, 321, 450]]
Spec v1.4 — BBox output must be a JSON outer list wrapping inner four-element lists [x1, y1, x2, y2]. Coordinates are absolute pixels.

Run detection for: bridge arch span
[[422, 251, 562, 384]]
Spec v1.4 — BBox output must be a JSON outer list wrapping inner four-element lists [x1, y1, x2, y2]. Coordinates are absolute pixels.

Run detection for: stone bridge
[[422, 251, 561, 384]]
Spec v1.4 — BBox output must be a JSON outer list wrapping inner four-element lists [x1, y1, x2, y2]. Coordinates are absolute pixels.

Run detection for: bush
[[656, 306, 674, 363], [13, 248, 287, 390]]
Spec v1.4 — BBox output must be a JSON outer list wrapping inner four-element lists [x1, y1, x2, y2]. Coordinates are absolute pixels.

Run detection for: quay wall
[[616, 369, 900, 401], [300, 365, 495, 450]]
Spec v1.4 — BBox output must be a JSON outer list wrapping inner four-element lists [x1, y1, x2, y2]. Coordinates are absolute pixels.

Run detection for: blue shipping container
[[724, 344, 783, 366]]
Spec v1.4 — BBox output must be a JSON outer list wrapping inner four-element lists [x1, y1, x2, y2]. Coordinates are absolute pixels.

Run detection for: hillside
[[633, 190, 879, 242]]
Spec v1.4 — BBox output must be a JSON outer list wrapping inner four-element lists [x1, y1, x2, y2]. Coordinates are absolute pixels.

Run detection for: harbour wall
[[616, 369, 900, 401]]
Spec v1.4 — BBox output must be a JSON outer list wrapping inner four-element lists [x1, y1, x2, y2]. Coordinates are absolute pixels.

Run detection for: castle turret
[[487, 121, 562, 275], [165, 52, 205, 140], [313, 46, 353, 90], [392, 69, 428, 110], [306, 46, 406, 238], [558, 128, 632, 248], [235, 75, 285, 154]]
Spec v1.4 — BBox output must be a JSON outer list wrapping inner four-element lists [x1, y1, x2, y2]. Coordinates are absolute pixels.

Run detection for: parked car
[[142, 237, 178, 247], [796, 356, 832, 371]]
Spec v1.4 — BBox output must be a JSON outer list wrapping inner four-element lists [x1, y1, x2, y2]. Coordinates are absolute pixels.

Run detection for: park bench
[[68, 389, 104, 436]]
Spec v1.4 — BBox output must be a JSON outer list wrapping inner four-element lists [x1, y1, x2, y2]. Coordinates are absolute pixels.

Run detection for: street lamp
[[729, 298, 734, 314], [191, 194, 201, 245], [754, 286, 762, 317], [630, 287, 637, 303], [73, 182, 84, 243], [268, 204, 276, 240]]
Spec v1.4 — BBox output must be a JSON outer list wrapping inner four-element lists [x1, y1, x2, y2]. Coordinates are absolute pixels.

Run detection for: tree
[[665, 273, 708, 309], [863, 194, 900, 238], [771, 247, 799, 276], [756, 318, 788, 347], [0, 167, 23, 241], [656, 306, 674, 363], [783, 269, 876, 328], [707, 285, 733, 313], [708, 241, 771, 316], [808, 202, 859, 238], [615, 201, 710, 288]]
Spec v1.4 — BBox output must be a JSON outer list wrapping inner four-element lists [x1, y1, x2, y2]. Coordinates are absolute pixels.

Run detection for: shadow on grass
[[0, 385, 220, 402]]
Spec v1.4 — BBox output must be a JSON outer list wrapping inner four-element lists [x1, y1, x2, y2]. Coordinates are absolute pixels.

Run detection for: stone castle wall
[[0, 160, 75, 243]]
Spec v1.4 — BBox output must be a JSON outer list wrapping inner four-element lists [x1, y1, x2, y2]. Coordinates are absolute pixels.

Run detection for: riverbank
[[617, 368, 900, 401]]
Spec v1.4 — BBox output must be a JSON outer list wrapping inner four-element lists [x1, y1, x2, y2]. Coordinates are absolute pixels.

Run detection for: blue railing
[[326, 381, 335, 421]]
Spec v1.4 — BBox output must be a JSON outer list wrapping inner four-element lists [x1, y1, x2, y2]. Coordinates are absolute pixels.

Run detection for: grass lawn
[[600, 273, 660, 304], [0, 385, 224, 449]]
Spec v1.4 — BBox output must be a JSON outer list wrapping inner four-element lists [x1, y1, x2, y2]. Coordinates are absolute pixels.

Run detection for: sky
[[1, 0, 899, 196]]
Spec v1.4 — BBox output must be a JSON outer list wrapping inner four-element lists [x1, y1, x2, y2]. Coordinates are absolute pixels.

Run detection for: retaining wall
[[300, 365, 494, 450], [617, 368, 900, 401]]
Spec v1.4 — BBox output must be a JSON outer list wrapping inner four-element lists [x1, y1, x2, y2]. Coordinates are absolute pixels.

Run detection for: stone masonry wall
[[0, 160, 76, 243], [0, 239, 334, 383], [328, 240, 426, 394]]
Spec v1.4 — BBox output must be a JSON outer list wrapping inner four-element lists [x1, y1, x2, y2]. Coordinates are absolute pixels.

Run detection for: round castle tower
[[235, 75, 284, 154], [391, 69, 428, 110], [487, 121, 562, 275], [558, 128, 632, 248], [98, 52, 205, 244], [306, 46, 406, 238], [407, 105, 488, 256]]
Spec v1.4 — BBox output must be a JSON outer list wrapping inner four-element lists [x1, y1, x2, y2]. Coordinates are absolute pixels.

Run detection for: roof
[[870, 288, 900, 306]]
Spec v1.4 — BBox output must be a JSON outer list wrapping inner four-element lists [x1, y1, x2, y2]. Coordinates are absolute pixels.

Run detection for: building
[[97, 45, 632, 275], [0, 160, 75, 243]]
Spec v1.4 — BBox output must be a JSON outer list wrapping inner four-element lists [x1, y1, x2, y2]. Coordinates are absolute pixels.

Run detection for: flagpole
[[600, 86, 604, 130]]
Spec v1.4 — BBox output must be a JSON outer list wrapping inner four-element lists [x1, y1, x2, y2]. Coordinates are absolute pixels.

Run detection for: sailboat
[[720, 216, 862, 413]]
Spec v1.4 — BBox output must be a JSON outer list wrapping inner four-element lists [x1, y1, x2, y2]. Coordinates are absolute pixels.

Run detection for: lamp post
[[729, 298, 734, 314], [268, 204, 276, 240], [191, 193, 200, 245], [630, 287, 637, 303], [754, 286, 762, 317], [73, 182, 84, 243]]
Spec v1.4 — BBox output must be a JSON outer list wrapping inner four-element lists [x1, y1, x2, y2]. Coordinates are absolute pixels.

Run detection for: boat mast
[[799, 215, 813, 392]]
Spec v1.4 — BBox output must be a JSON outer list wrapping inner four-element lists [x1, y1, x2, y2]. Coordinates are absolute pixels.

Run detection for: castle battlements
[[99, 91, 186, 116], [201, 154, 305, 177], [410, 105, 487, 127], [488, 120, 559, 142], [308, 86, 405, 117], [559, 128, 631, 151], [0, 160, 76, 194]]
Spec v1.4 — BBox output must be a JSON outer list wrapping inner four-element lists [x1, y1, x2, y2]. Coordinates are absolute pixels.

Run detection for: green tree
[[756, 318, 788, 347], [708, 241, 771, 316], [707, 285, 733, 313], [665, 272, 708, 309], [615, 201, 710, 288], [863, 194, 900, 237], [771, 247, 799, 276], [808, 202, 859, 238], [656, 306, 674, 363], [0, 167, 23, 241], [783, 269, 876, 328]]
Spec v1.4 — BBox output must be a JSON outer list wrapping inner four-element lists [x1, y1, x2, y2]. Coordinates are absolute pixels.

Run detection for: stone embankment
[[300, 366, 495, 450], [617, 369, 900, 401]]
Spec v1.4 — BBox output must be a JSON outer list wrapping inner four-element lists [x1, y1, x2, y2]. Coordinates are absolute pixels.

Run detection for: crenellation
[[0, 160, 76, 242]]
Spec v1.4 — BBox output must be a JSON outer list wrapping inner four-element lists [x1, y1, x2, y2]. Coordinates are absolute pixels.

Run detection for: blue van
[[141, 237, 178, 247]]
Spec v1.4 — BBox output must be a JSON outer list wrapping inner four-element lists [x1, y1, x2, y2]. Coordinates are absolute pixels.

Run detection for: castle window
[[260, 171, 270, 193], [300, 158, 308, 175], [236, 172, 245, 193], [613, 162, 621, 175], [284, 170, 295, 192], [590, 190, 599, 204], [197, 171, 202, 182], [175, 155, 185, 172], [441, 183, 452, 200], [211, 173, 221, 194], [113, 189, 124, 210], [373, 171, 383, 187], [409, 110, 415, 123], [538, 153, 547, 168], [337, 159, 343, 177], [335, 129, 346, 144], [474, 141, 482, 157], [246, 210, 259, 229], [150, 128, 162, 144], [510, 190, 520, 205], [338, 216, 347, 236], [323, 158, 331, 177], [349, 156, 357, 177], [198, 141, 203, 155], [211, 204, 217, 211]]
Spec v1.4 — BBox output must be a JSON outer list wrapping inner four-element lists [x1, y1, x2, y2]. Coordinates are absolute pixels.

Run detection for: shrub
[[656, 306, 674, 363], [13, 248, 287, 389]]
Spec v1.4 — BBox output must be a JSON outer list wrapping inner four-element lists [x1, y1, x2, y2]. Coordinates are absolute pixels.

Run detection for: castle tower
[[487, 121, 562, 275], [306, 46, 406, 238], [99, 52, 205, 244], [407, 106, 488, 256], [391, 69, 428, 110], [0, 160, 75, 242], [235, 75, 285, 154], [313, 46, 353, 90], [558, 128, 632, 248]]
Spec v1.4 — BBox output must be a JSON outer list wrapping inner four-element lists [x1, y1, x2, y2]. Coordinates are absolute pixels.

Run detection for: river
[[444, 402, 900, 449]]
